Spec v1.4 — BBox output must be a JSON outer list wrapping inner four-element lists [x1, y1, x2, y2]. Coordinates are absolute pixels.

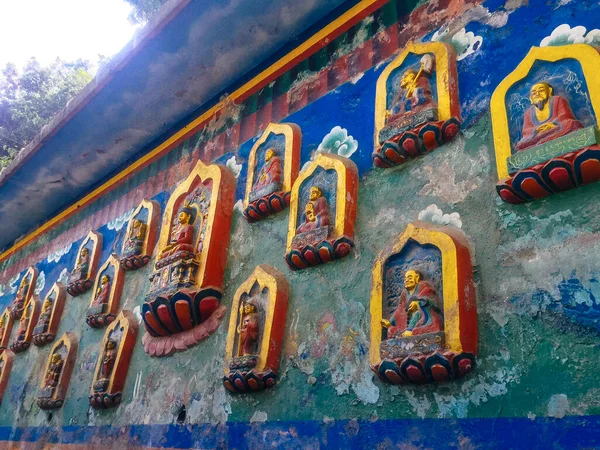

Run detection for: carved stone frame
[[86, 255, 125, 328], [119, 199, 161, 270], [10, 296, 40, 353], [33, 282, 66, 346], [67, 230, 103, 297], [36, 332, 78, 410], [0, 308, 14, 351]]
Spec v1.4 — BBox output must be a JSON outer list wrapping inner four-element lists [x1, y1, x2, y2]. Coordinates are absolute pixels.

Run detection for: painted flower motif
[[47, 242, 73, 263], [417, 204, 462, 228], [35, 271, 46, 295], [226, 155, 242, 178], [107, 209, 134, 231], [317, 126, 359, 158]]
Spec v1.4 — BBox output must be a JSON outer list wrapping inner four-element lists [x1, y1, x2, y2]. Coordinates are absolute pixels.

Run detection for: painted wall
[[1, 0, 600, 447]]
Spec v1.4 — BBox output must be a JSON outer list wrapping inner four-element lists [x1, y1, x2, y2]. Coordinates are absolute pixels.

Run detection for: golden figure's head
[[178, 202, 196, 225], [0, 315, 5, 328], [305, 202, 316, 222], [404, 269, 421, 291], [51, 353, 62, 364], [309, 186, 322, 201], [265, 148, 276, 162], [81, 248, 89, 257], [43, 298, 52, 311], [400, 69, 418, 89], [19, 277, 28, 289], [132, 219, 141, 228], [101, 275, 110, 286], [106, 339, 117, 350], [243, 301, 256, 315], [529, 82, 553, 110]]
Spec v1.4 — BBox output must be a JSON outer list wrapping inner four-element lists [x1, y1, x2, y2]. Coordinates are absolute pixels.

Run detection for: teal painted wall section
[[1, 0, 600, 447]]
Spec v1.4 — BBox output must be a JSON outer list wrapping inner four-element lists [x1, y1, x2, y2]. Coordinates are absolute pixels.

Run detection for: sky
[[0, 0, 139, 69]]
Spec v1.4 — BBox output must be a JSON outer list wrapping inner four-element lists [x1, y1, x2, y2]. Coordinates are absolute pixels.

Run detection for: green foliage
[[0, 58, 92, 169], [124, 0, 168, 24]]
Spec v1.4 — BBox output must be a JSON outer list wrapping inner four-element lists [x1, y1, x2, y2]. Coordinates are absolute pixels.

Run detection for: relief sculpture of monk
[[296, 186, 330, 234], [516, 82, 585, 151], [43, 353, 63, 390], [253, 148, 282, 192], [381, 269, 443, 338], [160, 203, 196, 259], [238, 300, 260, 356], [91, 275, 111, 308]]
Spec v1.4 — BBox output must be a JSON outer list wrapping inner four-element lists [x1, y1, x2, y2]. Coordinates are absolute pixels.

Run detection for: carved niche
[[86, 255, 125, 328], [285, 153, 358, 270], [33, 282, 66, 346], [36, 332, 78, 410], [67, 231, 102, 296], [9, 266, 38, 320], [0, 308, 14, 352], [223, 265, 289, 393], [373, 41, 461, 168], [142, 160, 235, 357], [89, 310, 138, 409], [10, 296, 40, 353], [0, 350, 14, 406], [492, 44, 600, 203], [243, 123, 302, 222], [119, 199, 160, 270], [370, 221, 478, 384]]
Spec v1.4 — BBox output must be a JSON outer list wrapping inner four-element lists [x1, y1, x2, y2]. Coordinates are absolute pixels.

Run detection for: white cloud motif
[[432, 27, 482, 61], [107, 209, 134, 231], [35, 271, 46, 295], [226, 155, 242, 178], [540, 24, 600, 47], [418, 204, 462, 228], [57, 268, 69, 286], [9, 275, 20, 294], [317, 126, 359, 158], [47, 242, 73, 263]]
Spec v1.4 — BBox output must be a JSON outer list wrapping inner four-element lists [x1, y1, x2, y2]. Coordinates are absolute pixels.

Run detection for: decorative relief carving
[[373, 42, 461, 168], [89, 310, 138, 409], [67, 231, 102, 296], [86, 255, 125, 328], [10, 297, 40, 353], [32, 282, 66, 346], [243, 123, 301, 222], [370, 221, 478, 384], [492, 44, 600, 203], [223, 265, 289, 393], [285, 153, 358, 270], [9, 266, 37, 320], [36, 332, 78, 410], [119, 199, 160, 270], [0, 309, 14, 352], [142, 160, 235, 356]]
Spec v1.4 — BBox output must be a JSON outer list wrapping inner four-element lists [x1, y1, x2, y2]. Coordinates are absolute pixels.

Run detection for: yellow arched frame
[[244, 123, 301, 208], [374, 41, 457, 148], [491, 44, 600, 179], [369, 222, 462, 366]]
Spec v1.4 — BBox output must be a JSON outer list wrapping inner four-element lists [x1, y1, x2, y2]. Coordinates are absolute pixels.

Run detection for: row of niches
[[0, 38, 598, 408]]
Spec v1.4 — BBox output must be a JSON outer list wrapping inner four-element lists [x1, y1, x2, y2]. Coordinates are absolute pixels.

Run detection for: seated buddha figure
[[516, 82, 585, 152], [70, 247, 90, 282], [37, 297, 54, 333], [100, 339, 118, 382], [123, 219, 147, 255], [91, 275, 111, 310], [43, 353, 63, 392], [237, 299, 260, 357], [381, 269, 443, 338], [15, 306, 31, 342], [386, 55, 436, 126], [159, 203, 197, 260], [296, 186, 330, 234], [253, 148, 282, 192], [11, 277, 29, 314]]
